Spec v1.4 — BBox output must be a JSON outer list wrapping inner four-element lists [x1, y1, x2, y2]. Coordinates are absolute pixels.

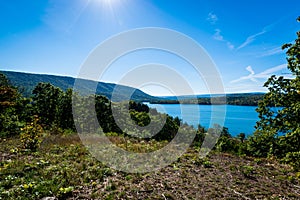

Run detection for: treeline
[[0, 74, 192, 142], [0, 71, 245, 150], [1, 68, 300, 170], [150, 94, 264, 106]]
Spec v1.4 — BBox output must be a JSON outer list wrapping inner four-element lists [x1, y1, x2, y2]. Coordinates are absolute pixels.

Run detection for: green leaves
[[0, 73, 22, 137], [248, 18, 300, 170], [32, 83, 63, 127]]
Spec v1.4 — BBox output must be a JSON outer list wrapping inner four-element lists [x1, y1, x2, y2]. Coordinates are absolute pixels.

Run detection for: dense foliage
[[0, 74, 195, 144], [0, 74, 22, 137], [247, 17, 300, 170]]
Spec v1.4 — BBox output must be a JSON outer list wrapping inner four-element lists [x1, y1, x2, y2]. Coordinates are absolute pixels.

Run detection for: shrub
[[282, 151, 300, 171], [20, 116, 43, 151], [240, 165, 255, 178]]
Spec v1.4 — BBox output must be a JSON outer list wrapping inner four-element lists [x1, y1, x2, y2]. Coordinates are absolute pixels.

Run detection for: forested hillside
[[2, 70, 266, 106], [0, 70, 158, 102]]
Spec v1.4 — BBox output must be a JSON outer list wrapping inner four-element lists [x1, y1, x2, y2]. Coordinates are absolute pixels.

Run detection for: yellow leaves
[[59, 186, 74, 194], [20, 117, 44, 151], [91, 181, 97, 187], [0, 163, 10, 172], [22, 182, 33, 189], [9, 148, 19, 154], [23, 184, 29, 189]]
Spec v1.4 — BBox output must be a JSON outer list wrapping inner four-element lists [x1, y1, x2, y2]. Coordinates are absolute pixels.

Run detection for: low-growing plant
[[240, 165, 255, 178], [203, 160, 213, 168], [281, 151, 300, 171], [20, 116, 44, 151], [58, 186, 74, 199]]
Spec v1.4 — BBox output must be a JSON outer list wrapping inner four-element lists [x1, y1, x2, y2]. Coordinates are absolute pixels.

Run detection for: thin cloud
[[259, 64, 287, 75], [207, 12, 218, 24], [237, 22, 278, 50], [246, 66, 255, 75], [259, 46, 283, 57], [225, 83, 268, 93], [213, 29, 234, 50], [213, 29, 223, 41], [237, 30, 266, 50], [226, 42, 234, 50], [230, 64, 287, 83]]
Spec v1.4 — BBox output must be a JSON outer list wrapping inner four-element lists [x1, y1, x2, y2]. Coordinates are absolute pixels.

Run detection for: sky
[[0, 0, 299, 95]]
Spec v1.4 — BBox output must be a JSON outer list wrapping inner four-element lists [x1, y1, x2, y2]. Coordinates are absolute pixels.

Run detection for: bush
[[20, 116, 43, 151], [282, 151, 300, 171], [0, 113, 22, 137]]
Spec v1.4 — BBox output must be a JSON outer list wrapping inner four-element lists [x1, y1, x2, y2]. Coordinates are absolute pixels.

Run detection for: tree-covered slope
[[0, 70, 158, 102]]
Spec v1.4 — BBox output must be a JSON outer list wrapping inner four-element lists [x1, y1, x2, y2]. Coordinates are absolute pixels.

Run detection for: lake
[[145, 103, 259, 136]]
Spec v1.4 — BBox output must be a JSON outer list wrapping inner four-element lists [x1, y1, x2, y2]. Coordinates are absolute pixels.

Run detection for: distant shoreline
[[148, 94, 264, 106]]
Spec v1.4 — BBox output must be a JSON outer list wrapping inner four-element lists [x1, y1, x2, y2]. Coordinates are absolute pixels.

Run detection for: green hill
[[1, 70, 158, 102], [1, 70, 265, 105]]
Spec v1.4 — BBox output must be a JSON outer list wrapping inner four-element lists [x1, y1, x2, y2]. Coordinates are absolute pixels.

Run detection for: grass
[[0, 133, 300, 199]]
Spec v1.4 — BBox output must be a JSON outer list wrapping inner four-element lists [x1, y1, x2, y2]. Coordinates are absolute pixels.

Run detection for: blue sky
[[0, 0, 299, 95]]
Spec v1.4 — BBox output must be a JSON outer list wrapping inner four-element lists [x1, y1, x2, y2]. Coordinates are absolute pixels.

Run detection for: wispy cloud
[[230, 64, 287, 83], [207, 12, 218, 24], [213, 29, 234, 50], [226, 42, 234, 50], [246, 65, 255, 75], [225, 83, 268, 93], [237, 30, 266, 50], [213, 29, 223, 40], [208, 12, 234, 50], [258, 46, 283, 57], [236, 22, 278, 50]]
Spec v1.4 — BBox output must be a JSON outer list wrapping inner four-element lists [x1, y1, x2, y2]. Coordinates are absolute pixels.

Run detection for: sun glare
[[89, 0, 126, 26], [101, 0, 115, 4], [91, 0, 122, 14], [97, 0, 120, 7]]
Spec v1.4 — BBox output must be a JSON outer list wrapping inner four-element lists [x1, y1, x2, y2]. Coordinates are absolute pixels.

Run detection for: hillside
[[1, 70, 158, 102], [1, 70, 265, 105], [1, 135, 299, 199]]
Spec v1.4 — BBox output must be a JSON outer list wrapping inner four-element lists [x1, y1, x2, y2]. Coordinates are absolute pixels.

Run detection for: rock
[[40, 197, 57, 200]]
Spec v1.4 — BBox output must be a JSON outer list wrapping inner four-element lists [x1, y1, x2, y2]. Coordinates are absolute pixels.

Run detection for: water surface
[[146, 103, 258, 136]]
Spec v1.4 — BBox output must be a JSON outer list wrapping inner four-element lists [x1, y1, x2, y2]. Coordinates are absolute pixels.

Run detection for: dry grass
[[1, 134, 300, 199]]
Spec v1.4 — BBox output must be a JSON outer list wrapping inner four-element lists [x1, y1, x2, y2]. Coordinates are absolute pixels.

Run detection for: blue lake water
[[146, 103, 259, 137]]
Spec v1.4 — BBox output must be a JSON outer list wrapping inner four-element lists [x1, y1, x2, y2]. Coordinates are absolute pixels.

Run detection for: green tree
[[32, 82, 63, 127], [237, 133, 246, 143], [248, 17, 300, 168], [57, 88, 76, 130], [0, 73, 22, 137]]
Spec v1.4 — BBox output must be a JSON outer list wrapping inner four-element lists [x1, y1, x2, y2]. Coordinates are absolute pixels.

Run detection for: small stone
[[40, 197, 57, 200]]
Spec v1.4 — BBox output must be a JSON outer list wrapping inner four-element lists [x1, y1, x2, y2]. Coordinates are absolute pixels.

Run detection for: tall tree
[[0, 73, 21, 137], [57, 88, 75, 130], [32, 82, 63, 127], [248, 17, 300, 168]]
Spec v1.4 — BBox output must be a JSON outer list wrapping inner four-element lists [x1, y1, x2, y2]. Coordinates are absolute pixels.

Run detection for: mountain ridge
[[1, 70, 265, 105], [0, 70, 159, 102]]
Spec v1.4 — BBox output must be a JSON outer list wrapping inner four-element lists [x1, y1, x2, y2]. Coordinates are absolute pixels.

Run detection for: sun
[[101, 0, 116, 4], [92, 0, 122, 13], [96, 0, 120, 7]]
